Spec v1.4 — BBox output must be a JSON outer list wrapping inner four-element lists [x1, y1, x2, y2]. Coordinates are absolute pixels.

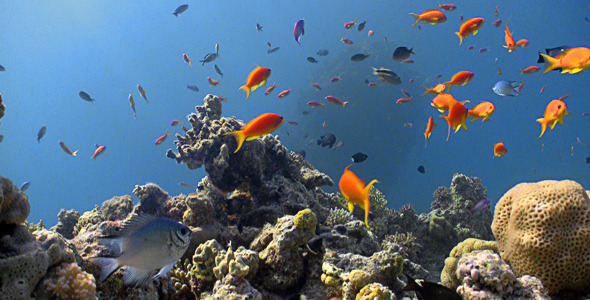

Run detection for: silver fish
[[187, 85, 199, 92], [20, 181, 31, 191], [267, 47, 280, 54], [90, 215, 192, 286], [200, 53, 218, 65], [172, 4, 188, 17], [214, 64, 223, 77], [37, 125, 47, 142], [0, 65, 5, 71], [372, 67, 401, 85], [317, 49, 329, 56], [493, 80, 520, 97], [79, 91, 94, 102], [256, 23, 263, 31], [215, 43, 219, 55]]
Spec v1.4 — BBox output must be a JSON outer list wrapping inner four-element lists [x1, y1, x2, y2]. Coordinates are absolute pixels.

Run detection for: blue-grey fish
[[307, 57, 318, 63], [187, 85, 199, 92], [372, 67, 401, 85], [492, 80, 520, 97], [20, 181, 31, 191], [0, 65, 5, 71], [37, 125, 46, 142], [256, 23, 263, 31], [358, 21, 366, 31], [267, 47, 280, 54], [0, 135, 3, 143], [317, 49, 329, 56], [200, 53, 218, 65], [214, 64, 223, 77], [79, 91, 94, 102], [393, 47, 414, 61], [351, 54, 370, 62], [172, 4, 188, 17], [90, 215, 192, 286], [215, 43, 219, 55]]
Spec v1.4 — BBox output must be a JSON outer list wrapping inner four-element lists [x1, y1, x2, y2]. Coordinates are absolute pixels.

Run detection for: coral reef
[[356, 282, 395, 300], [133, 183, 169, 215], [326, 207, 354, 227], [441, 238, 498, 289], [491, 179, 590, 293], [41, 262, 97, 300], [0, 176, 30, 224], [51, 209, 80, 239], [73, 205, 104, 236], [100, 195, 133, 221]]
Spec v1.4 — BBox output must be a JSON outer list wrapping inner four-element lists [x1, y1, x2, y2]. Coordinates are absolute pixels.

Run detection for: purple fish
[[294, 19, 305, 45], [468, 199, 491, 217], [583, 112, 590, 117]]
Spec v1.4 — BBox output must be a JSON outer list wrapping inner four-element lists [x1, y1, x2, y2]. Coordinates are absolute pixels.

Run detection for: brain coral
[[491, 180, 590, 293]]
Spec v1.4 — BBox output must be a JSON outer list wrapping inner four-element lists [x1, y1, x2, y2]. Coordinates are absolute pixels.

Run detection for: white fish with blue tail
[[492, 80, 521, 97], [90, 214, 192, 286]]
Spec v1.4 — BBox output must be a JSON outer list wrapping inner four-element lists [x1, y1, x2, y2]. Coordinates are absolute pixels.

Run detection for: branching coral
[[43, 262, 97, 300]]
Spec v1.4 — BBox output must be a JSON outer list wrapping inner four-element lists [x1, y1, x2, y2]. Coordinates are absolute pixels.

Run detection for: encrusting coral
[[491, 179, 590, 293], [41, 262, 97, 300], [100, 195, 134, 221], [51, 209, 80, 239]]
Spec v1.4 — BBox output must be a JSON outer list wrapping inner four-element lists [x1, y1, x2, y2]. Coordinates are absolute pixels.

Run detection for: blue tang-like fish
[[492, 80, 520, 97]]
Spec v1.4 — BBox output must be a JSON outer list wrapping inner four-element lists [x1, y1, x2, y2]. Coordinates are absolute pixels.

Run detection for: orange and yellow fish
[[519, 66, 541, 75], [445, 71, 474, 90], [183, 53, 192, 66], [91, 144, 106, 160], [516, 39, 529, 48], [225, 113, 284, 153], [155, 130, 171, 145], [59, 141, 78, 156], [338, 165, 378, 228], [440, 101, 468, 141], [503, 23, 516, 52], [422, 83, 447, 95], [277, 88, 291, 98], [538, 47, 590, 74], [409, 9, 447, 26], [455, 17, 485, 45], [240, 66, 272, 100], [468, 101, 495, 121], [536, 99, 570, 138], [431, 93, 469, 112], [424, 116, 436, 147], [494, 142, 507, 157]]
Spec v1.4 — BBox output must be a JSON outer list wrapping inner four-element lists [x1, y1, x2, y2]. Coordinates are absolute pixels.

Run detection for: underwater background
[[0, 0, 588, 227]]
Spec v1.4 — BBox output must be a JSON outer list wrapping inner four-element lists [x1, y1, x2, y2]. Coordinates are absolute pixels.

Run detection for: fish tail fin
[[536, 118, 548, 138], [89, 257, 119, 282], [173, 12, 178, 17], [72, 150, 78, 157], [226, 130, 246, 153], [240, 85, 251, 100], [440, 115, 451, 141], [539, 53, 558, 74], [455, 32, 463, 45], [342, 101, 348, 108], [403, 274, 420, 292], [409, 13, 420, 26], [362, 180, 379, 228]]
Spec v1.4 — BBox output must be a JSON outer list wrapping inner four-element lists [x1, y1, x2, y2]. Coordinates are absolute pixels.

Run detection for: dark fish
[[172, 4, 188, 17], [317, 133, 336, 148], [187, 85, 199, 92], [0, 65, 5, 71], [586, 156, 590, 164], [393, 47, 415, 61], [403, 274, 461, 300], [537, 46, 570, 72], [237, 221, 244, 233], [37, 125, 47, 142], [214, 64, 223, 77], [358, 21, 366, 31], [306, 236, 323, 255], [0, 135, 3, 143], [295, 149, 306, 159], [20, 181, 31, 191], [351, 54, 370, 62], [351, 152, 368, 163], [307, 57, 318, 63], [417, 165, 425, 173], [317, 49, 329, 56], [79, 91, 94, 102], [267, 47, 280, 54], [256, 23, 263, 31], [200, 53, 218, 65], [302, 110, 309, 115]]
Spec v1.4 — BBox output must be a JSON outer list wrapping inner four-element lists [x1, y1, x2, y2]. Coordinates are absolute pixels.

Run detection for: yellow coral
[[293, 208, 317, 231], [356, 283, 392, 300], [441, 238, 497, 289], [43, 263, 97, 300], [491, 180, 590, 293]]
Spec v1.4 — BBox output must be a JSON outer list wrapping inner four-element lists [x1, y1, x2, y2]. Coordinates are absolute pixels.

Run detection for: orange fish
[[225, 113, 284, 153], [431, 93, 469, 112], [516, 39, 529, 48], [468, 101, 495, 121], [445, 71, 474, 90], [264, 82, 276, 95], [424, 116, 436, 147], [440, 101, 468, 141], [207, 77, 219, 87], [396, 97, 412, 104], [240, 66, 272, 100], [338, 165, 378, 228], [503, 23, 516, 52], [277, 88, 291, 98], [494, 142, 507, 157], [91, 144, 106, 160], [155, 130, 171, 145], [183, 53, 191, 66], [368, 30, 374, 37], [422, 83, 447, 95], [538, 47, 590, 74], [325, 95, 348, 107], [519, 66, 541, 75], [536, 99, 570, 138], [344, 20, 357, 30], [409, 9, 447, 26], [455, 17, 485, 45]]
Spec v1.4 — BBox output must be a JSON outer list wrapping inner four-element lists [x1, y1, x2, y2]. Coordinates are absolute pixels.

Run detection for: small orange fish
[[338, 165, 378, 228], [207, 77, 220, 87], [396, 97, 412, 104], [59, 141, 78, 156], [155, 130, 171, 145], [540, 85, 546, 94], [445, 71, 474, 90], [367, 30, 374, 37], [431, 93, 468, 112], [455, 17, 485, 45], [516, 39, 529, 48], [422, 83, 447, 95], [494, 142, 507, 157], [539, 47, 590, 74], [325, 95, 348, 107], [424, 116, 435, 147], [468, 101, 495, 121], [91, 144, 106, 160], [519, 66, 541, 75], [344, 20, 357, 30], [409, 9, 447, 26], [503, 23, 516, 52], [183, 53, 191, 66], [341, 38, 353, 45], [277, 88, 291, 98], [225, 113, 284, 153], [438, 3, 457, 11], [440, 101, 468, 141], [240, 66, 272, 100], [536, 99, 570, 138], [264, 82, 276, 95], [323, 121, 328, 128]]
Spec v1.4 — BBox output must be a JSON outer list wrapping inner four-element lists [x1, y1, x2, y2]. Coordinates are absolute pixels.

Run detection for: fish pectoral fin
[[153, 261, 176, 280], [89, 257, 119, 282], [123, 266, 155, 286], [348, 201, 355, 213], [473, 29, 479, 36]]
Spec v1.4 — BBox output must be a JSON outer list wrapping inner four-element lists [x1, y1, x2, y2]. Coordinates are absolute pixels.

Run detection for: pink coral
[[44, 263, 97, 300]]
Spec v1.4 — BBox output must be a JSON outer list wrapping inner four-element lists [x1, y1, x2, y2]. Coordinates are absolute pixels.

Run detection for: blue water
[[0, 1, 588, 226]]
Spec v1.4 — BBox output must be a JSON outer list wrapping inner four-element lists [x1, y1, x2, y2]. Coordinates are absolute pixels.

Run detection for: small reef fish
[[317, 49, 329, 56], [322, 121, 329, 128], [214, 65, 223, 77], [403, 59, 414, 64], [287, 120, 298, 126], [37, 125, 47, 142], [431, 93, 467, 112], [404, 274, 462, 300], [445, 71, 474, 90], [468, 199, 492, 217], [90, 215, 192, 286], [334, 141, 343, 149], [494, 5, 499, 17], [358, 21, 366, 31], [538, 46, 590, 74], [338, 165, 378, 228], [539, 85, 545, 94], [267, 47, 280, 54], [516, 39, 529, 48], [351, 152, 368, 163], [368, 30, 374, 36], [503, 23, 516, 52], [172, 4, 188, 17], [277, 88, 291, 98], [350, 54, 370, 62], [424, 116, 435, 147], [0, 135, 3, 143], [170, 120, 180, 127], [200, 53, 218, 66], [240, 66, 271, 100], [128, 94, 136, 118], [155, 130, 171, 145], [294, 19, 305, 45], [307, 100, 323, 108], [520, 66, 540, 75], [330, 76, 341, 83], [417, 166, 425, 174], [183, 53, 191, 66], [468, 101, 495, 121], [341, 38, 353, 45], [494, 142, 507, 157], [256, 23, 262, 31], [492, 80, 520, 97], [438, 3, 457, 11], [422, 83, 447, 95], [306, 57, 318, 63], [317, 133, 336, 148], [179, 182, 192, 188], [467, 45, 475, 50], [396, 97, 412, 104], [401, 89, 411, 98], [225, 113, 284, 153], [207, 77, 219, 87], [264, 82, 276, 95], [493, 19, 502, 27], [403, 122, 413, 128], [455, 17, 485, 45], [312, 83, 321, 91], [325, 95, 348, 107], [409, 9, 447, 26], [344, 20, 357, 30], [367, 82, 377, 87], [137, 85, 149, 104], [59, 141, 78, 156], [478, 47, 488, 53], [372, 67, 401, 85], [91, 144, 106, 160], [79, 91, 95, 102], [187, 85, 199, 92], [440, 101, 468, 141], [536, 99, 570, 138], [393, 47, 414, 61], [20, 181, 31, 192]]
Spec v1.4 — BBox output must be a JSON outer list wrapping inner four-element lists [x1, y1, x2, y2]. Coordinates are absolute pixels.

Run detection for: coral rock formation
[[441, 238, 498, 289], [0, 176, 30, 224], [51, 209, 80, 239], [101, 195, 134, 221]]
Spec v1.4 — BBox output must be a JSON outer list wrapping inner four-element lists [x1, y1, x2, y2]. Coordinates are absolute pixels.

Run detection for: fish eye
[[180, 228, 189, 236]]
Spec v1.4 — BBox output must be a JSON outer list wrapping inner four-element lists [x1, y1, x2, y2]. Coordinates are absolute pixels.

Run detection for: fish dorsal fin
[[95, 144, 99, 148], [403, 274, 422, 292], [110, 214, 159, 237]]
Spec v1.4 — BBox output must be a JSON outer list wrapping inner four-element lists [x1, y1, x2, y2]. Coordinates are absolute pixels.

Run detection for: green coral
[[429, 213, 453, 239], [382, 232, 419, 250], [190, 239, 224, 284], [325, 208, 353, 227], [212, 246, 258, 281], [293, 208, 317, 231]]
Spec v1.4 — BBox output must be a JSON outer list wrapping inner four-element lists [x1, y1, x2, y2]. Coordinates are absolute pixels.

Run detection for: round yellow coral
[[491, 180, 590, 293]]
